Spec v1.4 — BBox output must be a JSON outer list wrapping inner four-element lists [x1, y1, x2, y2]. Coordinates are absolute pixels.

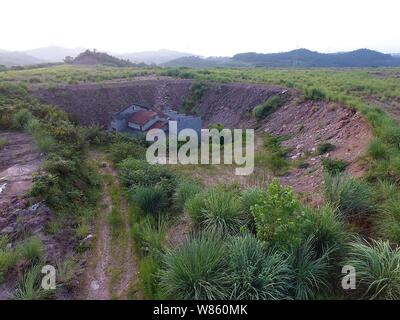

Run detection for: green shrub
[[173, 179, 202, 211], [260, 134, 289, 174], [321, 158, 347, 175], [238, 187, 266, 217], [14, 264, 51, 300], [187, 188, 245, 234], [133, 186, 168, 215], [251, 180, 303, 249], [33, 132, 55, 152], [82, 125, 110, 146], [184, 193, 206, 224], [316, 142, 335, 155], [17, 237, 43, 264], [110, 141, 146, 164], [375, 196, 400, 244], [304, 87, 326, 101], [201, 188, 244, 234], [302, 207, 348, 259], [0, 236, 18, 283], [180, 81, 207, 114], [119, 159, 176, 199], [367, 138, 389, 160], [253, 96, 282, 120], [345, 240, 400, 299], [159, 234, 228, 300], [0, 138, 8, 150], [226, 234, 292, 300], [131, 215, 169, 257], [13, 109, 32, 129], [381, 126, 400, 149], [323, 174, 374, 218], [139, 253, 163, 299], [289, 237, 332, 300], [56, 256, 77, 287]]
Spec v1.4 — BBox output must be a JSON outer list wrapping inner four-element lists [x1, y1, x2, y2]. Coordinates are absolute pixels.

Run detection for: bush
[[375, 196, 400, 244], [316, 142, 335, 155], [33, 132, 55, 152], [159, 234, 229, 300], [16, 237, 43, 264], [261, 135, 289, 174], [131, 215, 169, 257], [381, 126, 400, 149], [14, 264, 51, 300], [0, 138, 8, 150], [133, 186, 168, 215], [345, 240, 400, 299], [367, 138, 389, 160], [186, 188, 245, 234], [139, 254, 163, 299], [110, 141, 146, 164], [119, 159, 176, 197], [226, 234, 292, 300], [251, 180, 304, 249], [321, 158, 347, 175], [323, 174, 374, 218], [304, 87, 326, 101], [253, 96, 282, 120], [0, 236, 18, 283], [173, 179, 202, 211], [13, 109, 32, 129], [302, 207, 348, 259], [289, 237, 332, 300], [238, 187, 266, 217], [184, 193, 206, 224], [82, 125, 110, 146]]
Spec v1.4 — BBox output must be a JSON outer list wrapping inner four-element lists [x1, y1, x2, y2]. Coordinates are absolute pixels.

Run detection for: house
[[110, 104, 201, 137]]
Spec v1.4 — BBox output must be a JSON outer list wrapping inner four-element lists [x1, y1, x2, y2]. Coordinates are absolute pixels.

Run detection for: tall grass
[[345, 240, 400, 299], [173, 179, 202, 211], [159, 234, 229, 300], [14, 264, 51, 300], [323, 174, 374, 218], [289, 237, 332, 300], [226, 234, 292, 300]]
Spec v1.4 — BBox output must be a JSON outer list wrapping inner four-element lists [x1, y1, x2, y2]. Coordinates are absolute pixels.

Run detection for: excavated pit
[[31, 77, 372, 200]]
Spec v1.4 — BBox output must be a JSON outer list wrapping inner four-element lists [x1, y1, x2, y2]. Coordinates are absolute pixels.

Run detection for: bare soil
[[80, 152, 138, 300]]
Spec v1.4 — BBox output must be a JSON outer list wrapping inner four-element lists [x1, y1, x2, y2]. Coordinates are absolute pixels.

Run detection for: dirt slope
[[30, 77, 290, 128]]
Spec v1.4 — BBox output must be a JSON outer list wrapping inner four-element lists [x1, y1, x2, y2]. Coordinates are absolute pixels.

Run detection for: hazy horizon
[[2, 0, 400, 56]]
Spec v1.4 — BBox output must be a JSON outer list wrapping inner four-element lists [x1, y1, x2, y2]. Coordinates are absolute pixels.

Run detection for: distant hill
[[233, 49, 400, 67], [0, 50, 45, 67], [24, 45, 85, 62], [116, 49, 195, 65], [163, 56, 248, 68], [70, 50, 136, 67]]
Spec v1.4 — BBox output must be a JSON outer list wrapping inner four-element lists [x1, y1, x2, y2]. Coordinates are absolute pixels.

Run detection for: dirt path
[[81, 151, 138, 300]]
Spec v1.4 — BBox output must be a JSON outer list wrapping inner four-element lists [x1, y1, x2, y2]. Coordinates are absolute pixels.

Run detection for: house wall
[[177, 116, 202, 138], [110, 104, 145, 132], [111, 118, 128, 131]]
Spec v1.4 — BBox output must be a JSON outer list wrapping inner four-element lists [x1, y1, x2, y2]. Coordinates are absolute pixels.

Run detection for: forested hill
[[232, 49, 400, 67]]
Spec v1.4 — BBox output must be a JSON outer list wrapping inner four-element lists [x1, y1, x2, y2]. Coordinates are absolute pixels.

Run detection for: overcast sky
[[1, 0, 399, 56]]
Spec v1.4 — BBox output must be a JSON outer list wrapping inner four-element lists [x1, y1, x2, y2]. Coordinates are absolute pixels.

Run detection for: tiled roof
[[148, 120, 167, 130], [128, 110, 157, 125]]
